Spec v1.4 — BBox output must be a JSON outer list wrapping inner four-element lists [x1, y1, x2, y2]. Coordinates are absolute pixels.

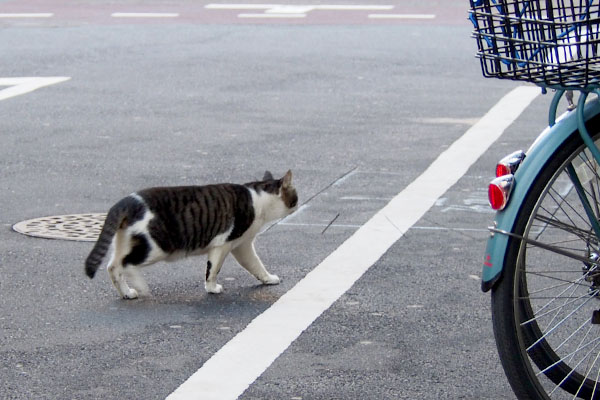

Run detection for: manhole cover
[[12, 213, 106, 242]]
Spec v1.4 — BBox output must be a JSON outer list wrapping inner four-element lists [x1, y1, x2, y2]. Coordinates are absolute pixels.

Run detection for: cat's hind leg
[[107, 262, 139, 299], [124, 266, 150, 297], [205, 245, 231, 294], [231, 241, 280, 285], [107, 230, 139, 299]]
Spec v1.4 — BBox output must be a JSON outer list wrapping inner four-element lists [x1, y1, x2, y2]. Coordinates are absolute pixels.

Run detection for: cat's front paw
[[205, 282, 223, 294], [122, 288, 139, 300], [262, 274, 280, 285]]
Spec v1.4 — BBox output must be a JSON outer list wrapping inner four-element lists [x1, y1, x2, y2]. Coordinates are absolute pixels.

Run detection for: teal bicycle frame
[[482, 91, 600, 292]]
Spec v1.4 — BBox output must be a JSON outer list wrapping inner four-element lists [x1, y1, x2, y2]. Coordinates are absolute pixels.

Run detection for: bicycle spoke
[[543, 186, 591, 235], [521, 291, 593, 326], [526, 291, 598, 352], [532, 178, 579, 239], [541, 275, 589, 336], [555, 317, 593, 354], [548, 338, 600, 397], [536, 333, 600, 378], [527, 280, 586, 296], [591, 358, 600, 400], [521, 288, 588, 321], [533, 214, 595, 244], [525, 269, 589, 289]]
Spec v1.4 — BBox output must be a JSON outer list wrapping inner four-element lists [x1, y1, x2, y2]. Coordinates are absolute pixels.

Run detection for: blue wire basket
[[469, 0, 600, 89]]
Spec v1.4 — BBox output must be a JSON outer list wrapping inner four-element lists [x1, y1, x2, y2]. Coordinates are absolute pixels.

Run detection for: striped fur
[[84, 170, 298, 299]]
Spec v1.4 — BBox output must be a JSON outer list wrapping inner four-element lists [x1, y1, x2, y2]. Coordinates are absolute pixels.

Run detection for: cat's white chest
[[250, 188, 289, 224]]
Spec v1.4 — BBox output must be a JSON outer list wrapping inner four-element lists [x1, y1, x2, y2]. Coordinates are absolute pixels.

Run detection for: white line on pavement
[[238, 13, 306, 18], [205, 4, 282, 9], [0, 77, 70, 101], [165, 86, 540, 400], [204, 4, 394, 11], [111, 12, 180, 18], [0, 13, 54, 18], [368, 14, 436, 19], [205, 3, 395, 17], [314, 5, 394, 10]]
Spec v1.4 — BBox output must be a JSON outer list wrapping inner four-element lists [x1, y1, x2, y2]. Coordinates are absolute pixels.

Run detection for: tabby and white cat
[[85, 170, 298, 299]]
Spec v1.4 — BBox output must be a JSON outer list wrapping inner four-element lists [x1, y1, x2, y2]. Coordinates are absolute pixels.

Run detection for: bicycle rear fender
[[482, 96, 600, 292]]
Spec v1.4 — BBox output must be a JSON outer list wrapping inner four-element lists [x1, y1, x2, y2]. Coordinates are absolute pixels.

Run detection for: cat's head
[[276, 170, 298, 213], [249, 170, 298, 216]]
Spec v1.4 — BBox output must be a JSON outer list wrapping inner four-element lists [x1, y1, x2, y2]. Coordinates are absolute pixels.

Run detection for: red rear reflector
[[496, 164, 511, 177], [488, 175, 514, 211], [489, 184, 506, 210], [496, 150, 526, 177]]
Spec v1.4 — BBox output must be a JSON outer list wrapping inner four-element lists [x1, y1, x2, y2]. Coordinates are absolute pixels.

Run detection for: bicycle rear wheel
[[492, 122, 600, 399]]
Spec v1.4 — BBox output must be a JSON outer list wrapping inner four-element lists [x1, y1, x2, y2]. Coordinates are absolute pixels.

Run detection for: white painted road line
[[205, 4, 394, 11], [205, 4, 285, 9], [165, 86, 540, 400], [264, 5, 314, 14], [205, 3, 394, 17], [369, 14, 436, 19], [111, 12, 180, 18], [238, 13, 306, 18], [314, 5, 394, 11], [0, 13, 54, 18], [207, 4, 396, 19], [0, 77, 70, 102], [0, 7, 439, 22]]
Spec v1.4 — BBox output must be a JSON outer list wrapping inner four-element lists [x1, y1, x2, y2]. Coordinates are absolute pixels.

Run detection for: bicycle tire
[[492, 118, 600, 400]]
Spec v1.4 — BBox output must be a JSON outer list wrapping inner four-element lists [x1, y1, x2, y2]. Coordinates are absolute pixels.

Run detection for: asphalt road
[[0, 1, 555, 399]]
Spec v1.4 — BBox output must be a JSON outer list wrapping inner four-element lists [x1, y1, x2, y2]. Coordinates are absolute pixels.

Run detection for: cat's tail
[[85, 196, 141, 278]]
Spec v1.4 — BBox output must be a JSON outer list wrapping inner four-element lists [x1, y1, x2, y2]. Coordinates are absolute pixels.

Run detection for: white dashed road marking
[[0, 4, 447, 23], [368, 13, 436, 19], [0, 13, 54, 18], [238, 13, 306, 18], [204, 4, 395, 11], [166, 86, 540, 400], [205, 3, 396, 18], [0, 77, 70, 101], [111, 12, 180, 18]]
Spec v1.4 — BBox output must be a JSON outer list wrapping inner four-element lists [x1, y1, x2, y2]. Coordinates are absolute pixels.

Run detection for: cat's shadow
[[99, 283, 281, 317], [86, 284, 281, 332], [151, 283, 280, 305]]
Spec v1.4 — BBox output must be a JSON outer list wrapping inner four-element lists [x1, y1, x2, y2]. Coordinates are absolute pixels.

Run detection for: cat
[[85, 170, 298, 299]]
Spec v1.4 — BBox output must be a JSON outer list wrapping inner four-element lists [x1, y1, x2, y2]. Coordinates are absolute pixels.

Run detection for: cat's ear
[[263, 170, 274, 181], [282, 170, 293, 189]]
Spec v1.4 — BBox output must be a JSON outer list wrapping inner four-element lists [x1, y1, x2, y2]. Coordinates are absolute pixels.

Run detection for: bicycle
[[470, 0, 600, 398]]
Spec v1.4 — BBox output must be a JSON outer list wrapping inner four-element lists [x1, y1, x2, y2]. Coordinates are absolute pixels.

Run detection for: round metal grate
[[12, 213, 106, 242]]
